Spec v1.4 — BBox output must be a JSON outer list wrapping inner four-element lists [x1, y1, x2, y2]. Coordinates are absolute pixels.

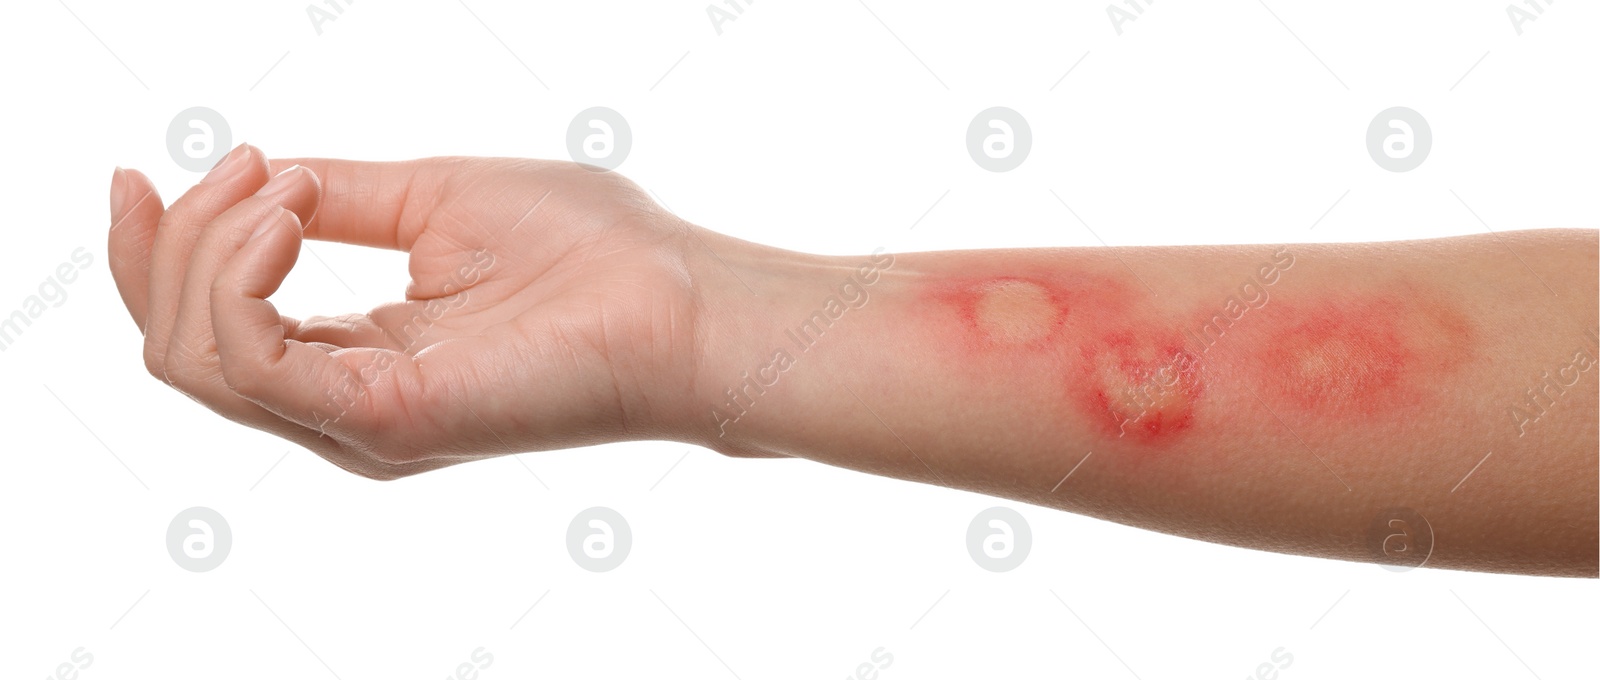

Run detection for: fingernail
[[257, 165, 305, 200], [202, 143, 251, 184], [110, 167, 129, 223]]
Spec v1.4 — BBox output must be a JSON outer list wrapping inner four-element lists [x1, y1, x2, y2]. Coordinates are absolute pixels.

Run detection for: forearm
[[681, 228, 1598, 576]]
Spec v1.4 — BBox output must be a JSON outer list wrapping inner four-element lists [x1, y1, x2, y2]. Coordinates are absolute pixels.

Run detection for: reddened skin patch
[[927, 272, 1205, 445], [1249, 291, 1475, 417], [929, 276, 1077, 349], [926, 268, 1474, 446], [1076, 330, 1206, 443]]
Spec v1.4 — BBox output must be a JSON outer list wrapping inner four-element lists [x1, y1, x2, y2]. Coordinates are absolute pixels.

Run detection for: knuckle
[[142, 347, 167, 383], [363, 436, 424, 467], [219, 363, 257, 398], [317, 445, 402, 482], [162, 342, 207, 390], [350, 464, 405, 482]]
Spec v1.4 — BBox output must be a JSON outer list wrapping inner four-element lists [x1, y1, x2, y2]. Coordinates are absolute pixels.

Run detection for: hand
[[108, 147, 708, 479]]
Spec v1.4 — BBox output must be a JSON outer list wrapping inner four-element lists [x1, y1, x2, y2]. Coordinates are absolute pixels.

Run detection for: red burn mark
[[929, 272, 1477, 443], [1251, 292, 1474, 416], [927, 276, 1078, 349], [927, 273, 1207, 445], [1261, 305, 1408, 407], [1075, 330, 1207, 443]]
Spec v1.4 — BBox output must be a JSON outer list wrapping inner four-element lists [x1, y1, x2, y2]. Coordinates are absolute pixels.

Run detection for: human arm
[[684, 226, 1598, 577], [107, 151, 1598, 576]]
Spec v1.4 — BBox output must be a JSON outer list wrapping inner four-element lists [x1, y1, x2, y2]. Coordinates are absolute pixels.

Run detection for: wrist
[[674, 227, 901, 458], [671, 226, 803, 455]]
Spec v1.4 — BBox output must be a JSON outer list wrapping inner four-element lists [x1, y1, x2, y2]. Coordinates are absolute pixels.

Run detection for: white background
[[2, 1, 1596, 678]]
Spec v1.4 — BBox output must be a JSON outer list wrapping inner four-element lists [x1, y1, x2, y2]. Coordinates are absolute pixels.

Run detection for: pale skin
[[108, 145, 1599, 577]]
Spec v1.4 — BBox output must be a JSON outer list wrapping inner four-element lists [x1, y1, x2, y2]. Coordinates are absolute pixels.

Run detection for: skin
[[108, 147, 1599, 577]]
